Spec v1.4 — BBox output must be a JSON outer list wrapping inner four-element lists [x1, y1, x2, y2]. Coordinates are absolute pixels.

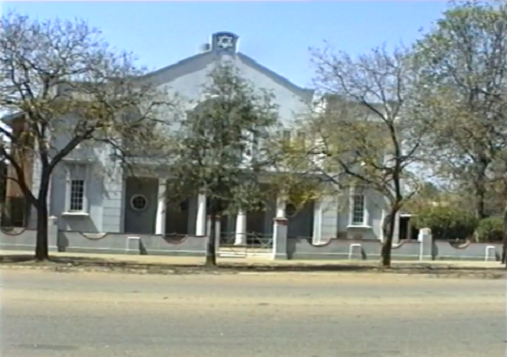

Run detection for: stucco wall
[[287, 238, 502, 261], [0, 219, 58, 251], [335, 189, 385, 240], [43, 113, 125, 234], [58, 231, 207, 256], [156, 53, 311, 129]]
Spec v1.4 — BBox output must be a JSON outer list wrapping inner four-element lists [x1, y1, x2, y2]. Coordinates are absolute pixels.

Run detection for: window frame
[[350, 194, 365, 226], [130, 194, 148, 211], [64, 163, 89, 214]]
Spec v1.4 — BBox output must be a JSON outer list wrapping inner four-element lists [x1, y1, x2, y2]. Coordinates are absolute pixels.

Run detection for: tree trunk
[[205, 200, 217, 267], [474, 161, 488, 219], [34, 173, 50, 262], [502, 202, 507, 267], [380, 209, 397, 268], [34, 202, 49, 261]]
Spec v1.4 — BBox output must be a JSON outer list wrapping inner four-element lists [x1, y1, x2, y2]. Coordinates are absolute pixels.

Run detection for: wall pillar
[[312, 199, 323, 244], [196, 192, 207, 236], [234, 209, 247, 246], [48, 216, 58, 252], [272, 217, 288, 260], [272, 194, 288, 259], [418, 227, 433, 261], [155, 180, 167, 235]]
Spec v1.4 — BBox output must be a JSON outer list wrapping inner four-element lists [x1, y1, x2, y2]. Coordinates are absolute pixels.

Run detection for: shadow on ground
[[1, 254, 506, 278]]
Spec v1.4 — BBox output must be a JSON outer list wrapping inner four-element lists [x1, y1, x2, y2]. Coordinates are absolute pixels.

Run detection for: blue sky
[[2, 1, 449, 88]]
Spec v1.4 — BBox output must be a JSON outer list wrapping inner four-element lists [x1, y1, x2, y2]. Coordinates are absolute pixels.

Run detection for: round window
[[131, 195, 148, 211], [285, 203, 297, 217]]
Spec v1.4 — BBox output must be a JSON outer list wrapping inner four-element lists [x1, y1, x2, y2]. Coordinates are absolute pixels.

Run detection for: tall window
[[67, 164, 87, 212], [296, 130, 306, 150], [351, 194, 365, 225]]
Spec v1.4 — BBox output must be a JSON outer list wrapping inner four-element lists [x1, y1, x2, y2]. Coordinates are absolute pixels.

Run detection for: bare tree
[[0, 13, 173, 260], [307, 45, 425, 267]]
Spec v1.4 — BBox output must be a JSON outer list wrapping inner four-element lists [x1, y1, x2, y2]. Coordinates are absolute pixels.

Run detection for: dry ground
[[0, 270, 505, 357]]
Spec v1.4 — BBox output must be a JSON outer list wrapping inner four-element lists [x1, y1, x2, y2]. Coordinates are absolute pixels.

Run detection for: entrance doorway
[[399, 215, 419, 241]]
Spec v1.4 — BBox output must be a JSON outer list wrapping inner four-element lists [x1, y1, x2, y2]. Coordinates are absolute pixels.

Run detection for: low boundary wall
[[287, 237, 503, 261], [0, 217, 58, 252], [433, 241, 502, 261], [288, 238, 421, 260], [0, 221, 502, 262], [58, 231, 208, 257]]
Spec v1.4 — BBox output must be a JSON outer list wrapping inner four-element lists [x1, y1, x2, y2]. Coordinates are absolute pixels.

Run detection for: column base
[[272, 253, 287, 260]]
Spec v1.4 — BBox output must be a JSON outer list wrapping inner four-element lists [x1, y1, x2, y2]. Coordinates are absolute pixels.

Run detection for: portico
[[124, 177, 325, 246]]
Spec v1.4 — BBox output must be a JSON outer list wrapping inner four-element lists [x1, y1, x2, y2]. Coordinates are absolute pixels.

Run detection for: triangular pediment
[[141, 31, 314, 103]]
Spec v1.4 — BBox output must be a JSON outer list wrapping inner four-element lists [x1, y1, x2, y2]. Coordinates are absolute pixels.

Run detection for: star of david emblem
[[217, 35, 234, 50]]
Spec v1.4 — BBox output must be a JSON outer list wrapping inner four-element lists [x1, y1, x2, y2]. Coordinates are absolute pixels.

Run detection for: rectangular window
[[67, 164, 87, 212], [70, 180, 85, 211], [296, 130, 306, 150], [282, 130, 292, 141], [351, 194, 365, 225]]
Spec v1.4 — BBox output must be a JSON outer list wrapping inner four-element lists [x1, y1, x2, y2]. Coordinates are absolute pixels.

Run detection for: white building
[[2, 32, 415, 249]]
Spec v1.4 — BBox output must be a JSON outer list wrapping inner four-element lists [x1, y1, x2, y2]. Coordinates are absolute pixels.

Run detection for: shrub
[[412, 206, 478, 240], [476, 217, 504, 242]]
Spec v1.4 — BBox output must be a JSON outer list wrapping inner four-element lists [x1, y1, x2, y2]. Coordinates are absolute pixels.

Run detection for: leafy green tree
[[166, 64, 279, 266], [412, 0, 507, 219], [476, 217, 503, 242], [412, 205, 478, 241]]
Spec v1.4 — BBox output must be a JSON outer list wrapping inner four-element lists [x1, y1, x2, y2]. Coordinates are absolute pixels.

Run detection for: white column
[[379, 209, 387, 242], [155, 180, 167, 235], [312, 199, 323, 244], [363, 194, 370, 226], [234, 209, 247, 246], [206, 215, 212, 237], [393, 211, 401, 244], [215, 217, 221, 252], [196, 192, 207, 236], [275, 197, 286, 218]]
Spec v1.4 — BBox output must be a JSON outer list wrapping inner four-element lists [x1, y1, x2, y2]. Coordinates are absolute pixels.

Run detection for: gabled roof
[[236, 53, 314, 104], [141, 31, 314, 104], [1, 32, 316, 124]]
